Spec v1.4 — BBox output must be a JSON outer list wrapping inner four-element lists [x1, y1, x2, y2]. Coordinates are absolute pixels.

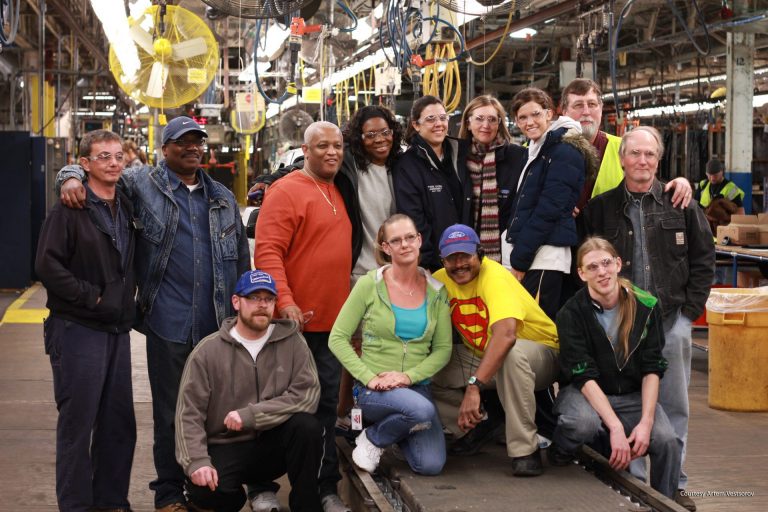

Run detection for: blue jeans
[[629, 313, 691, 489], [45, 317, 136, 512], [355, 383, 446, 475], [553, 385, 681, 499]]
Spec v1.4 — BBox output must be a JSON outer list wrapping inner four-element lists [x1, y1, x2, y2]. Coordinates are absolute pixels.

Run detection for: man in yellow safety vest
[[560, 78, 692, 212], [695, 159, 745, 213]]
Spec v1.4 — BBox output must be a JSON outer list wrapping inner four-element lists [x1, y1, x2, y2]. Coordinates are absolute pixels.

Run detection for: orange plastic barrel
[[706, 288, 768, 411]]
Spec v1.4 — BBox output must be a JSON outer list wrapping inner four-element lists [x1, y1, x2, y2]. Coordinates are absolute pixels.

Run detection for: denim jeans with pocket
[[355, 383, 445, 475]]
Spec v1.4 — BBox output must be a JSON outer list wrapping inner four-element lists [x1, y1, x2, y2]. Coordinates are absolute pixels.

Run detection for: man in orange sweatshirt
[[254, 121, 354, 512]]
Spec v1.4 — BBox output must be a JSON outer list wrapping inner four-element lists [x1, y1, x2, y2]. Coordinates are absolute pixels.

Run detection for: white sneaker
[[352, 428, 384, 473], [321, 493, 351, 512], [250, 490, 280, 512]]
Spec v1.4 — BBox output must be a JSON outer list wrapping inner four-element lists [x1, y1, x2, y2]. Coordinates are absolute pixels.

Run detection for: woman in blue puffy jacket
[[505, 87, 597, 320]]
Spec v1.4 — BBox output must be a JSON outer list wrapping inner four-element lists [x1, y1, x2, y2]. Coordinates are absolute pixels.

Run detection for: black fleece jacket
[[556, 285, 668, 395], [35, 188, 137, 333]]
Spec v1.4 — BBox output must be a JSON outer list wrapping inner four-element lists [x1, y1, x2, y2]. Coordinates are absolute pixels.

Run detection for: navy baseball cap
[[162, 116, 208, 144], [234, 270, 278, 297], [439, 224, 481, 258]]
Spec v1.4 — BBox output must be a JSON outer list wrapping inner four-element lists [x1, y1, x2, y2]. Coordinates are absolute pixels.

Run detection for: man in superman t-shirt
[[432, 224, 560, 477]]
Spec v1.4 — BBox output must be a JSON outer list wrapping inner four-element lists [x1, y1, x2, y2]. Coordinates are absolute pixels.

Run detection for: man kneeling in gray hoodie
[[175, 270, 323, 512]]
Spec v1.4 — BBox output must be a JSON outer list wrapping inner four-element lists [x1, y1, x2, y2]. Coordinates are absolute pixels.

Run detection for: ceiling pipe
[[465, 0, 598, 52]]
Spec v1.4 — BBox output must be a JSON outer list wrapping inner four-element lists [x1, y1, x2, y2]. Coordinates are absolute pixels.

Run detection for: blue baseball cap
[[439, 224, 481, 258], [162, 116, 208, 144], [234, 270, 277, 297]]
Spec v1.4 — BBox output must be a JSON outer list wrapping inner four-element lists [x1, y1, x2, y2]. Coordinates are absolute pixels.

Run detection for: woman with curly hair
[[342, 105, 405, 283]]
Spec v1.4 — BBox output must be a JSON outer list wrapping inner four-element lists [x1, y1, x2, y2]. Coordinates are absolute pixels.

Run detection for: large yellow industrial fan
[[109, 5, 219, 109]]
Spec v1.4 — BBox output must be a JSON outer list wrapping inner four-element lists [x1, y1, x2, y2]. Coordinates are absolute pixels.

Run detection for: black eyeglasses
[[241, 294, 276, 305], [168, 138, 207, 148]]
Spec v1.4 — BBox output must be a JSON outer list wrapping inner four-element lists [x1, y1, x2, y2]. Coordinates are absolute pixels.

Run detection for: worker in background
[[253, 121, 353, 512], [123, 139, 147, 168], [37, 130, 137, 512], [695, 159, 746, 233], [582, 126, 714, 512], [56, 116, 251, 512]]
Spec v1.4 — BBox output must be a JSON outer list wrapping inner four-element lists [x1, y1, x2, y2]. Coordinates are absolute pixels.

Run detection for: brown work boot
[[675, 490, 697, 511], [155, 503, 188, 512]]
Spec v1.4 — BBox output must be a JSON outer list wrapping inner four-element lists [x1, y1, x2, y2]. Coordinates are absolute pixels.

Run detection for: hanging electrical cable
[[0, 0, 22, 46], [468, 8, 515, 66], [336, 0, 358, 33], [253, 18, 294, 104]]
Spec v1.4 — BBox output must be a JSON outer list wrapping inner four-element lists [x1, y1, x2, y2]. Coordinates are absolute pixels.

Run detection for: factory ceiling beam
[[23, 0, 64, 43], [45, 0, 109, 69]]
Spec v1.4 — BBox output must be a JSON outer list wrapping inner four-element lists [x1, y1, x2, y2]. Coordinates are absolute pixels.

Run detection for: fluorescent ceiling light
[[237, 60, 272, 82], [352, 19, 373, 42], [90, 0, 141, 81], [752, 93, 768, 108], [82, 95, 116, 100], [75, 111, 116, 117], [509, 28, 537, 39]]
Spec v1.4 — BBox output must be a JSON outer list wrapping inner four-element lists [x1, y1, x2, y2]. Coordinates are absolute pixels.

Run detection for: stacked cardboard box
[[716, 214, 768, 246]]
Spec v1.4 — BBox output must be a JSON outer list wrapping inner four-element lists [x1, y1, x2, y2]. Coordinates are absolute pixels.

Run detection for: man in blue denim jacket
[[57, 116, 250, 512]]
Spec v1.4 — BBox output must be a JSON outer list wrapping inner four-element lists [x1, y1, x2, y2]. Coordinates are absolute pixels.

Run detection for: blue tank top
[[391, 300, 428, 341]]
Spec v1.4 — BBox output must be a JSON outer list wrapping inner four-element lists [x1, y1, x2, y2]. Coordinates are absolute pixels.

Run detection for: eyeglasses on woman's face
[[361, 128, 393, 141], [418, 114, 449, 125], [470, 114, 500, 126], [385, 233, 420, 248]]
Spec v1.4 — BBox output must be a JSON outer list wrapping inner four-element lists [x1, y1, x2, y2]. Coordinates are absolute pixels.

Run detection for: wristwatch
[[467, 376, 486, 391]]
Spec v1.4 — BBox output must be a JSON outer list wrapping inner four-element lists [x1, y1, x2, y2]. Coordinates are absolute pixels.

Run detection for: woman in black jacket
[[457, 95, 525, 263], [393, 96, 471, 272], [550, 237, 680, 500]]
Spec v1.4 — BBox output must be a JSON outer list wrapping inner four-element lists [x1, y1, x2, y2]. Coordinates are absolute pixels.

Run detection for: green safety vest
[[591, 133, 624, 198], [698, 179, 744, 207]]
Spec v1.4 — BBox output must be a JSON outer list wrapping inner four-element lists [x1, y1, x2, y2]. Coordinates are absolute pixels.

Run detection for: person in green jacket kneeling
[[329, 214, 453, 475]]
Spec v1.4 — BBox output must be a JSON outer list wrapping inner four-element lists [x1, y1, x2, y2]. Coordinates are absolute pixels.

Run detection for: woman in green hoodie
[[329, 214, 452, 475]]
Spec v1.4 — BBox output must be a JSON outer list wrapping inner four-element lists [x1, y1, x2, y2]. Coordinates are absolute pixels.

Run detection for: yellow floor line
[[0, 283, 48, 325], [1, 309, 48, 324]]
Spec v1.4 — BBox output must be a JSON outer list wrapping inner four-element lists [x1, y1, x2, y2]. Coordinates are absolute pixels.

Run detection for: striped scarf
[[467, 136, 504, 262]]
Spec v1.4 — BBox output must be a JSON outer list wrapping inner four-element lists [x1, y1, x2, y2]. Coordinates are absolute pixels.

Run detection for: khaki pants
[[431, 340, 559, 458]]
